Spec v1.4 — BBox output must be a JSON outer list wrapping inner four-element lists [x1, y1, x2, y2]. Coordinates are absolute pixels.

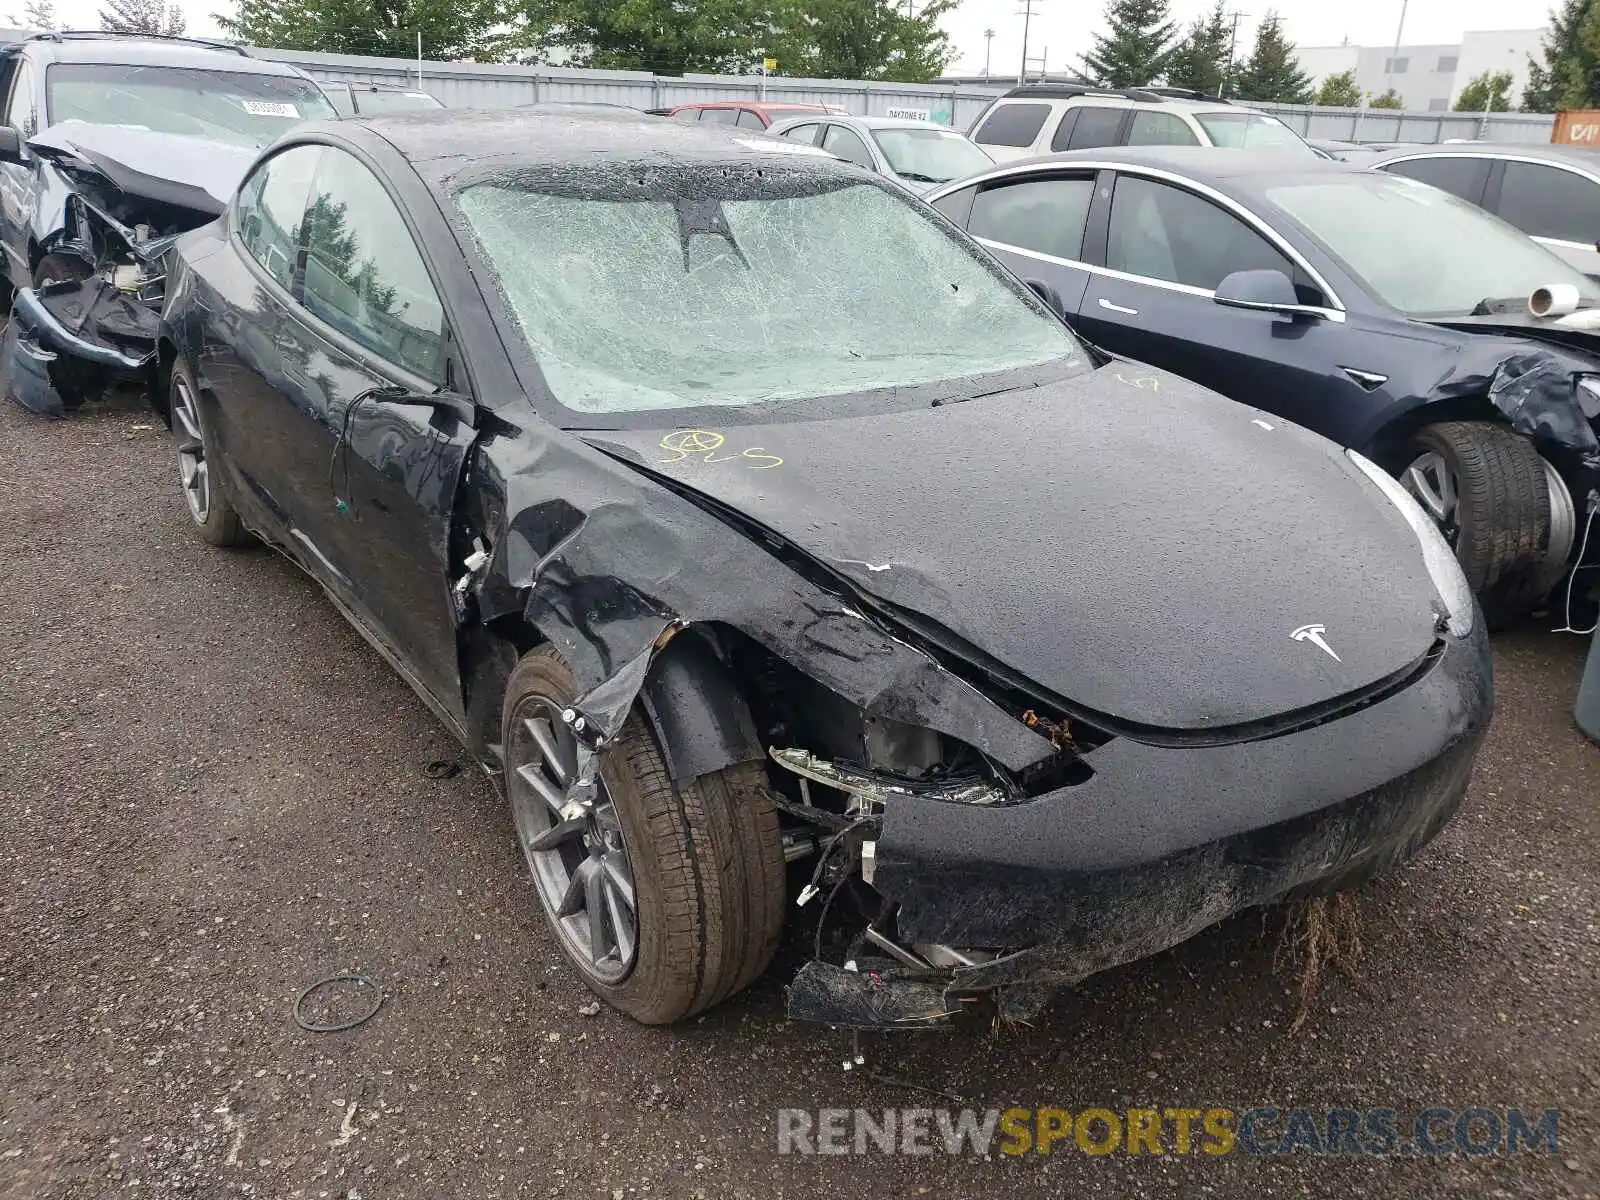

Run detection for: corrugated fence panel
[[0, 32, 1558, 142]]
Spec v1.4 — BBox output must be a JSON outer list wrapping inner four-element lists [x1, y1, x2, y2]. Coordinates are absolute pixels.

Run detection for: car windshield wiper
[[894, 170, 943, 184]]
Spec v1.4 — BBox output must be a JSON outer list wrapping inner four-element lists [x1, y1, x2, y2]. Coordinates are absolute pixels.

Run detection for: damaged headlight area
[[6, 189, 189, 417]]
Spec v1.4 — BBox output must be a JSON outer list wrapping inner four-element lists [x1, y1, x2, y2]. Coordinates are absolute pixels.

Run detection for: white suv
[[968, 85, 1316, 163]]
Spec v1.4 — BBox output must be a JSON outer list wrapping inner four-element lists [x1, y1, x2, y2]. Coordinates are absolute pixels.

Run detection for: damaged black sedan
[[155, 111, 1492, 1029]]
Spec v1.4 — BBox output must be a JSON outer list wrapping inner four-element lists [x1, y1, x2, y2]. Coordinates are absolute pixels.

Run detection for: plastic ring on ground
[[292, 973, 384, 1033]]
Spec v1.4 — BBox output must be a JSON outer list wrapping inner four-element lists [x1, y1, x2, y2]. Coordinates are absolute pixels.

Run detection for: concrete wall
[[1299, 28, 1544, 113]]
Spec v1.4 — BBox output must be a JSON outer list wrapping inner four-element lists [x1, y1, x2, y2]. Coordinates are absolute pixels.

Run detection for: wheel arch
[[1360, 393, 1506, 472]]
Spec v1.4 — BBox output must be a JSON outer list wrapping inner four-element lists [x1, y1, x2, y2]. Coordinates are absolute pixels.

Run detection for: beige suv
[[968, 84, 1315, 163]]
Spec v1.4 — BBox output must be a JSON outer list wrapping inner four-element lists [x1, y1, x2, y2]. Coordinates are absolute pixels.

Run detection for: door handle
[[1098, 298, 1139, 316]]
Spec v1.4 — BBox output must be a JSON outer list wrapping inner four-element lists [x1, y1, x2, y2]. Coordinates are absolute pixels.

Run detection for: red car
[[663, 101, 836, 129]]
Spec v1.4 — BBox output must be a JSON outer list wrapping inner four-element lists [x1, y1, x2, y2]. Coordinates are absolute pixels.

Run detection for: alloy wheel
[[170, 373, 211, 525], [506, 696, 638, 984], [1401, 451, 1459, 545]]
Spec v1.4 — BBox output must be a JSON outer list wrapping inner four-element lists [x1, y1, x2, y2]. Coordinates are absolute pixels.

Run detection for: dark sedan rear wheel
[[1399, 421, 1551, 628], [501, 647, 786, 1024], [169, 356, 245, 547]]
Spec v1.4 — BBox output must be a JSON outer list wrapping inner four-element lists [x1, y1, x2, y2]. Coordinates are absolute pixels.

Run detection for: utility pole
[[1384, 0, 1409, 107], [1219, 11, 1242, 99], [1018, 0, 1040, 87], [983, 27, 995, 78]]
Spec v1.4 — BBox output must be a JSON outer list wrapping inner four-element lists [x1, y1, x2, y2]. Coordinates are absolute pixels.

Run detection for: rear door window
[[735, 108, 766, 129], [1066, 105, 1125, 150], [1380, 156, 1489, 204], [1495, 161, 1600, 245], [780, 123, 821, 146], [672, 108, 701, 123], [1049, 108, 1080, 152], [1127, 110, 1199, 146], [699, 107, 739, 125], [973, 102, 1051, 148], [969, 176, 1095, 262]]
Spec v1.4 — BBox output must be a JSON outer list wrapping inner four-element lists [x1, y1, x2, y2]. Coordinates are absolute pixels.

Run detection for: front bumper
[[792, 626, 1493, 1028], [3, 283, 156, 417]]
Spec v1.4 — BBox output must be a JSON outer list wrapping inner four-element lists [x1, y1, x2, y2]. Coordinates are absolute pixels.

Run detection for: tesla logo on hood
[[1291, 623, 1342, 662]]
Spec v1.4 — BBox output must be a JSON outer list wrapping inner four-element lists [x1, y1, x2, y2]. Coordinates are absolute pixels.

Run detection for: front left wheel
[[501, 647, 786, 1024]]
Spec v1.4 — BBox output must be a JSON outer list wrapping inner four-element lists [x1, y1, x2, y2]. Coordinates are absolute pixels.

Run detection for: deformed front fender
[[640, 630, 763, 784]]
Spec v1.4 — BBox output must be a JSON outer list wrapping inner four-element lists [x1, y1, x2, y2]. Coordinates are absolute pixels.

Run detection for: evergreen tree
[[1164, 0, 1231, 95], [101, 0, 184, 35], [1082, 0, 1176, 89], [1314, 68, 1361, 106], [1231, 11, 1312, 103], [1454, 70, 1514, 112], [1523, 0, 1592, 112]]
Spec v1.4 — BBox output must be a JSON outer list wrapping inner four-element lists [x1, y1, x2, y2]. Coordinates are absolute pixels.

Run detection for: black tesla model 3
[[147, 112, 1490, 1028]]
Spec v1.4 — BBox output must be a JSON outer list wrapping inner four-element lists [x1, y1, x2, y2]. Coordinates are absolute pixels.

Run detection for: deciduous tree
[[1454, 69, 1514, 113], [101, 0, 184, 35], [1314, 68, 1361, 106]]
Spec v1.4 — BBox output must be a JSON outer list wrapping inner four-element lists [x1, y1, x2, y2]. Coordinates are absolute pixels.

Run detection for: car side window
[[7, 58, 37, 137], [1067, 105, 1124, 150], [735, 108, 766, 129], [1127, 110, 1199, 146], [1048, 108, 1081, 151], [1107, 175, 1295, 292], [822, 125, 875, 170], [699, 107, 739, 125], [973, 102, 1051, 148], [1380, 156, 1485, 203], [969, 177, 1095, 263], [1496, 161, 1600, 245], [235, 144, 324, 293], [780, 123, 821, 146], [671, 108, 701, 123], [300, 149, 446, 384]]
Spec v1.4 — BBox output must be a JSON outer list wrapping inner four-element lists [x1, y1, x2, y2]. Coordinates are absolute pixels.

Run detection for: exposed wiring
[[1553, 493, 1599, 636], [327, 384, 408, 514]]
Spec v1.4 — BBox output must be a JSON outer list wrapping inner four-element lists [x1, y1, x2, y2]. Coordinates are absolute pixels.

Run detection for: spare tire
[[1399, 421, 1551, 629]]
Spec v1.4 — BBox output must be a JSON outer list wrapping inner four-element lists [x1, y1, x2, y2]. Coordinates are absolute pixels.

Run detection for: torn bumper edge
[[782, 628, 1492, 1030], [4, 284, 155, 417]]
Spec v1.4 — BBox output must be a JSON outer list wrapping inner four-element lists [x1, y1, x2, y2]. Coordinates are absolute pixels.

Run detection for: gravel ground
[[2, 399, 1597, 1200]]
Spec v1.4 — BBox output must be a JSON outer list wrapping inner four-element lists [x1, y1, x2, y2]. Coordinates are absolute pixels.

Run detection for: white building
[[1297, 28, 1543, 111]]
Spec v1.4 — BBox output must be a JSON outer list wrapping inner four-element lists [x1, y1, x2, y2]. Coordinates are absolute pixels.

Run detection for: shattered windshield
[[46, 64, 335, 149], [1267, 173, 1600, 316], [455, 166, 1081, 417], [870, 127, 993, 184]]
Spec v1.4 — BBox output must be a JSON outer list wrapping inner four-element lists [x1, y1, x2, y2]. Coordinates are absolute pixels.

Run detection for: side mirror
[[1025, 277, 1066, 317], [0, 127, 23, 166], [1214, 269, 1326, 320]]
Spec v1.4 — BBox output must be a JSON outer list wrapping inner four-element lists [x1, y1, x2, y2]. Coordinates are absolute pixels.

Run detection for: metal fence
[[0, 30, 1562, 145]]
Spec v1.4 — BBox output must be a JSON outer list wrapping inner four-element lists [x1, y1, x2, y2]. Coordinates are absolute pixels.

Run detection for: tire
[[32, 253, 92, 289], [1400, 421, 1552, 629], [501, 647, 786, 1024], [168, 356, 245, 547]]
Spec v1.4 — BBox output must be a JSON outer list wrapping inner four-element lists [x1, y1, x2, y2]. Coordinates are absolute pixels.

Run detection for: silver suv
[[968, 84, 1316, 163]]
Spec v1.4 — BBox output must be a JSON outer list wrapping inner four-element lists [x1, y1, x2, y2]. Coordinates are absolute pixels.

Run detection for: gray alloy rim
[[170, 374, 211, 525], [1539, 457, 1578, 591], [1401, 451, 1460, 546], [506, 696, 638, 985]]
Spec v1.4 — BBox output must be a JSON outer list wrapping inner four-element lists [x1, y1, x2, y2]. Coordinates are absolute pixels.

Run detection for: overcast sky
[[939, 0, 1551, 77], [20, 0, 1555, 66]]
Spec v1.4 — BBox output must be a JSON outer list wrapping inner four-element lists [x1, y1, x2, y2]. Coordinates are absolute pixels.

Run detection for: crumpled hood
[[29, 121, 259, 212], [583, 367, 1446, 733]]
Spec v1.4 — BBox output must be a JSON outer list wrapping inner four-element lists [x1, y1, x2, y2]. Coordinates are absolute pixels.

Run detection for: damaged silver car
[[155, 111, 1492, 1029], [0, 32, 335, 416]]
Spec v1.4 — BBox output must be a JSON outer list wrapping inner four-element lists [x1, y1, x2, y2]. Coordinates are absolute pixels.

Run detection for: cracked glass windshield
[[455, 167, 1083, 416], [46, 64, 336, 149]]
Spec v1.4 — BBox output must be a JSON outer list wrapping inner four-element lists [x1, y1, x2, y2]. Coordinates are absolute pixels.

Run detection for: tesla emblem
[[1291, 624, 1342, 662]]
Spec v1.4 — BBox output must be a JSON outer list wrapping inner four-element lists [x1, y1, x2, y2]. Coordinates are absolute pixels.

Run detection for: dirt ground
[[2, 399, 1597, 1199]]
